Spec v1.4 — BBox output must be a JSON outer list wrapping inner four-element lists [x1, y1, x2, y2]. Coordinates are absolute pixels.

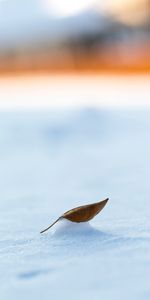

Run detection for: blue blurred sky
[[0, 0, 149, 48], [0, 0, 108, 47]]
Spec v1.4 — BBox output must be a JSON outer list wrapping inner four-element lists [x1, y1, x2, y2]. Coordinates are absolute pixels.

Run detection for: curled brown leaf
[[40, 198, 109, 234]]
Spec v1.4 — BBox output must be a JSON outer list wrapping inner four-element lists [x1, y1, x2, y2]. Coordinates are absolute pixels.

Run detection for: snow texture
[[0, 108, 150, 300]]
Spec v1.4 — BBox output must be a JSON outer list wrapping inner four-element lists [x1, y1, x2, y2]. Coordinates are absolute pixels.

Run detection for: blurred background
[[0, 0, 150, 73]]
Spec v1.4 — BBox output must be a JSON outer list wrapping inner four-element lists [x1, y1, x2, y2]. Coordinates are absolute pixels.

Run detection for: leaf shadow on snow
[[18, 269, 51, 280]]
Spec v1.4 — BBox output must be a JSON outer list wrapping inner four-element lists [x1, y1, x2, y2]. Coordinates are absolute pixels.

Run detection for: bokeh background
[[0, 0, 150, 73], [0, 1, 150, 300]]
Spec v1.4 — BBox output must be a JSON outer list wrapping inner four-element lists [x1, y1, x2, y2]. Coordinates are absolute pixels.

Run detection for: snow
[[41, 218, 94, 235], [0, 108, 150, 300]]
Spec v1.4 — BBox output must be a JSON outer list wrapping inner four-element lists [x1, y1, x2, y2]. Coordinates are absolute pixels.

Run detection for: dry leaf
[[40, 198, 109, 234]]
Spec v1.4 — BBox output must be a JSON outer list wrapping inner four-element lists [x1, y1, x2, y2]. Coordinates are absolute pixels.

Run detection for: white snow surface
[[0, 108, 150, 300]]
